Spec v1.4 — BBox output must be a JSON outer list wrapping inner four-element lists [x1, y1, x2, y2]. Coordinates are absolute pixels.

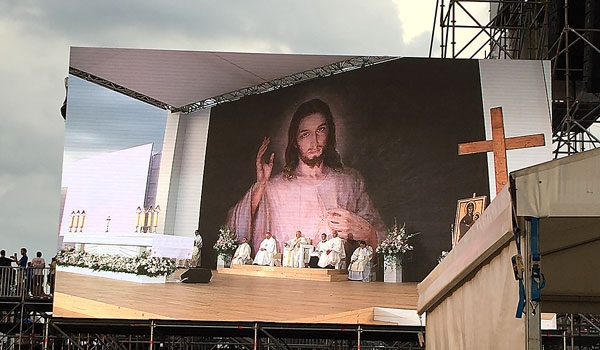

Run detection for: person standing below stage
[[283, 231, 309, 268], [309, 233, 328, 268], [226, 98, 385, 256], [231, 237, 252, 265], [191, 230, 203, 267], [318, 231, 345, 269], [348, 241, 373, 282], [31, 251, 45, 296], [253, 232, 277, 266]]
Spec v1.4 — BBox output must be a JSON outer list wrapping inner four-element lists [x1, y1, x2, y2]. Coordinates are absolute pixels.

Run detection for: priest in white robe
[[231, 237, 252, 265], [191, 230, 203, 267], [253, 232, 277, 266], [309, 233, 328, 268], [317, 231, 345, 269], [283, 231, 310, 268], [348, 240, 373, 282], [314, 233, 329, 257], [226, 99, 385, 255]]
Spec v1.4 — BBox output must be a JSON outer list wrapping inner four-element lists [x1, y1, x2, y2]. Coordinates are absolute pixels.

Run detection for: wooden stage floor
[[53, 269, 418, 325]]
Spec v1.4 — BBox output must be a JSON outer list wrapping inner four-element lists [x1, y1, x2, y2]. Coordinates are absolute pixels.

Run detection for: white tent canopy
[[514, 147, 600, 314], [417, 147, 600, 349]]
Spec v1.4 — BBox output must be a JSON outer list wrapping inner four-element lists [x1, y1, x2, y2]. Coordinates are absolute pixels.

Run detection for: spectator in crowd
[[48, 256, 57, 296], [12, 248, 28, 295], [31, 251, 46, 296], [0, 250, 14, 296]]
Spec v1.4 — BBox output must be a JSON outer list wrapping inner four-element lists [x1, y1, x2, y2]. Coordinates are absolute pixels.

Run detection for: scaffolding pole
[[431, 0, 600, 156]]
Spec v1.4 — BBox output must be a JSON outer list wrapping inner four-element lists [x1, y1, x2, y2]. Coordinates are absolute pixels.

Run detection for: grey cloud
[[1, 1, 407, 55]]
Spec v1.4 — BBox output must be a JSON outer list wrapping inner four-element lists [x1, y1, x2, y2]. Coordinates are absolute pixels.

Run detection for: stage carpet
[[53, 270, 418, 325]]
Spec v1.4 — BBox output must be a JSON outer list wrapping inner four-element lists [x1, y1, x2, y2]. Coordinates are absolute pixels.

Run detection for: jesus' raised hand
[[251, 137, 275, 215], [256, 136, 275, 186]]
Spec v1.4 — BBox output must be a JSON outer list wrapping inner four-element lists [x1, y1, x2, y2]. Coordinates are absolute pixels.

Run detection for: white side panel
[[172, 109, 211, 238], [479, 60, 554, 198], [155, 113, 181, 234], [60, 143, 152, 235]]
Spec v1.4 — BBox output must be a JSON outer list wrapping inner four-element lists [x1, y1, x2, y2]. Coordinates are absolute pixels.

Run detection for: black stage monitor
[[180, 268, 212, 283]]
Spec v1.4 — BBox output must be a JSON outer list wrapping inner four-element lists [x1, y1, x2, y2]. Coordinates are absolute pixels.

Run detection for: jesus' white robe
[[226, 167, 385, 254]]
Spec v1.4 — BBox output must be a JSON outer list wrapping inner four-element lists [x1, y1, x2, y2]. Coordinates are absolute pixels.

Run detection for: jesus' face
[[296, 113, 328, 166]]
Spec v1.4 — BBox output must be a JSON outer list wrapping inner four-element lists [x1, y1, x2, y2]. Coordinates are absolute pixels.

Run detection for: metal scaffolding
[[431, 0, 600, 157], [1, 317, 425, 350]]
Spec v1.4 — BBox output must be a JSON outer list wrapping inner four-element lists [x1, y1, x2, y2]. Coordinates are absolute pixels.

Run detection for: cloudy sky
[[0, 1, 490, 260]]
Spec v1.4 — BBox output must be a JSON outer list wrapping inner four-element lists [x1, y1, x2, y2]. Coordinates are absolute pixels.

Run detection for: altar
[[61, 232, 193, 259]]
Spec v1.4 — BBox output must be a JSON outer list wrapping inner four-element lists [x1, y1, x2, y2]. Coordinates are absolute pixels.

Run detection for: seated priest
[[348, 240, 373, 282], [231, 237, 252, 265], [317, 231, 345, 269], [253, 231, 277, 266], [283, 231, 310, 268], [309, 233, 328, 268]]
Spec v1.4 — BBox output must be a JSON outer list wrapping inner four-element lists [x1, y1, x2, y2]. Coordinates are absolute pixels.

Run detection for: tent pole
[[523, 217, 541, 349]]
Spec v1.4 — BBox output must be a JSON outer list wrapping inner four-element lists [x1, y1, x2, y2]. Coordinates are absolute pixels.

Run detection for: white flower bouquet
[[213, 226, 238, 257], [375, 221, 419, 268], [56, 247, 177, 277]]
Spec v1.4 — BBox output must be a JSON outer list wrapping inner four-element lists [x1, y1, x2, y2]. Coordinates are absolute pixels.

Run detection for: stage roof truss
[[69, 66, 178, 112], [70, 55, 396, 115], [180, 56, 396, 114]]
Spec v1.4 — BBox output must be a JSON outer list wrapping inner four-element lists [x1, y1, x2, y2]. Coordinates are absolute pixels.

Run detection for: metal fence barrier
[[0, 266, 53, 298]]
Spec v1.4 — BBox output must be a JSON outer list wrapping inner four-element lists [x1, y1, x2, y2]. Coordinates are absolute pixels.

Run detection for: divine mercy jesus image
[[226, 98, 386, 255]]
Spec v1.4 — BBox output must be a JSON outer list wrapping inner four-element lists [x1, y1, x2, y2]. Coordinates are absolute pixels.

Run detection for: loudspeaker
[[180, 268, 212, 283]]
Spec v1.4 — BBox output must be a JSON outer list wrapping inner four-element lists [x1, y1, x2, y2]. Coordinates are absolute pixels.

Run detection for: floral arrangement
[[376, 221, 419, 269], [56, 247, 177, 277], [213, 226, 238, 257]]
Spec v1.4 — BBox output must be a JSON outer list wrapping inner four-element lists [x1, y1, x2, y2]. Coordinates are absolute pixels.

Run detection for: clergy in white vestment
[[283, 231, 310, 268], [231, 237, 252, 265], [226, 99, 385, 255], [191, 230, 203, 267], [317, 231, 345, 269], [348, 240, 373, 282], [314, 233, 329, 257], [309, 233, 328, 268], [253, 232, 277, 266]]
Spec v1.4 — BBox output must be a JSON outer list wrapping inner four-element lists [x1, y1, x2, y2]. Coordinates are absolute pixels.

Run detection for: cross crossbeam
[[458, 107, 545, 194]]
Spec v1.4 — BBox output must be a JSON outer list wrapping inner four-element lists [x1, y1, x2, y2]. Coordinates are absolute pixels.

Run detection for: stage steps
[[216, 264, 348, 282]]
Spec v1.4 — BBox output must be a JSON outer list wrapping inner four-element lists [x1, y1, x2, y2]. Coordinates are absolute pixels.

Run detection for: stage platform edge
[[217, 264, 348, 282]]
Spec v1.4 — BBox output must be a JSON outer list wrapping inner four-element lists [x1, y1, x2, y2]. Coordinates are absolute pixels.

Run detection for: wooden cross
[[458, 107, 545, 194]]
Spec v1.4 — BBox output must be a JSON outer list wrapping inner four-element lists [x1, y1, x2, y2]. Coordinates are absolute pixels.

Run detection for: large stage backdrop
[[201, 59, 490, 280], [54, 47, 553, 322]]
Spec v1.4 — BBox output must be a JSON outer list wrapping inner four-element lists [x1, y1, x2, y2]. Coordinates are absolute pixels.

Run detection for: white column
[[154, 109, 211, 237]]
